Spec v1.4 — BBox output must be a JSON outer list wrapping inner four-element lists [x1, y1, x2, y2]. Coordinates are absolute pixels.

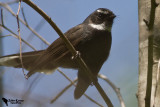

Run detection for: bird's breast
[[77, 30, 112, 70]]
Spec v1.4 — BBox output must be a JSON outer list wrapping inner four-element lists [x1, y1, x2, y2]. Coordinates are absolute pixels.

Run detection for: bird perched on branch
[[0, 8, 116, 99]]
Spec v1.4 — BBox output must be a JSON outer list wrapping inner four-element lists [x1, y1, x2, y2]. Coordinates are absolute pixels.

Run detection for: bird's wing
[[26, 24, 85, 77]]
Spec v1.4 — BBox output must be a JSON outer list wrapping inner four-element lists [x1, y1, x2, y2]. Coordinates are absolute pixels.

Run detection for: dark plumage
[[0, 8, 115, 99]]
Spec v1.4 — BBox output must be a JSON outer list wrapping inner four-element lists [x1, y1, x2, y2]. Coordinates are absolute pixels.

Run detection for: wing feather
[[26, 24, 84, 77]]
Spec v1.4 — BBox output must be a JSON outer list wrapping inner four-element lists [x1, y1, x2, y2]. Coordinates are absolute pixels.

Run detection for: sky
[[0, 0, 138, 107]]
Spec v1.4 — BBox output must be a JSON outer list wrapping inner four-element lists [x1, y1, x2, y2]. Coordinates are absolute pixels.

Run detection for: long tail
[[74, 69, 91, 99], [0, 50, 44, 70]]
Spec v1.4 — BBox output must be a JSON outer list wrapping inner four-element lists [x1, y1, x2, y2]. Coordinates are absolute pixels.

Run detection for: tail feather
[[0, 50, 44, 70], [74, 69, 91, 99], [0, 50, 58, 78]]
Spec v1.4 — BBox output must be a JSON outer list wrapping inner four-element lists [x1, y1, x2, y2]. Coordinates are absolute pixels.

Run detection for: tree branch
[[0, 2, 50, 45], [55, 69, 104, 107], [143, 0, 159, 107], [98, 74, 125, 107]]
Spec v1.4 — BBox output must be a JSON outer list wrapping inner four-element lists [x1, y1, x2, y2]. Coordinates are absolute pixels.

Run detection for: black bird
[[0, 8, 116, 99], [2, 98, 8, 106]]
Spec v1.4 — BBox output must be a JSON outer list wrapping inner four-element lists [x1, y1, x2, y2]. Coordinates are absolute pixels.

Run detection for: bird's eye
[[97, 13, 105, 19]]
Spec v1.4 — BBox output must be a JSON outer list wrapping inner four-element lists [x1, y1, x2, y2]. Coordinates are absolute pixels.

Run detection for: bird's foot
[[25, 75, 29, 80], [91, 82, 94, 86], [90, 76, 98, 86], [71, 51, 81, 60]]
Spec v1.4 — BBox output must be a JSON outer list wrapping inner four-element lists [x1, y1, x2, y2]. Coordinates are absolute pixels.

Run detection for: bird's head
[[84, 8, 116, 31]]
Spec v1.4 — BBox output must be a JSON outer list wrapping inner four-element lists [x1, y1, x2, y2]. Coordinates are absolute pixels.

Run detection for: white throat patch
[[89, 23, 111, 32]]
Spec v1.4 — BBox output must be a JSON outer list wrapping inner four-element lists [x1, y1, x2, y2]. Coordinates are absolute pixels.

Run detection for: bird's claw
[[90, 77, 98, 86], [91, 82, 94, 86], [25, 75, 29, 80], [71, 51, 81, 59]]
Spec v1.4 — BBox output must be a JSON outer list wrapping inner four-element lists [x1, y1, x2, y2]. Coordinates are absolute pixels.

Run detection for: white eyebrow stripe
[[97, 9, 108, 15]]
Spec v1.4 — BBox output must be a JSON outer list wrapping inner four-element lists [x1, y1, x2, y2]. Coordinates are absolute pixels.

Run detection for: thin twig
[[22, 0, 113, 106], [98, 74, 125, 107], [20, 7, 46, 50], [16, 0, 26, 78], [21, 7, 28, 26], [57, 69, 104, 107], [5, 0, 19, 5], [0, 2, 50, 45], [0, 35, 11, 38], [0, 24, 36, 50], [1, 3, 47, 50], [1, 9, 4, 25], [17, 0, 21, 15], [50, 79, 77, 104], [18, 74, 44, 107], [21, 19, 46, 51]]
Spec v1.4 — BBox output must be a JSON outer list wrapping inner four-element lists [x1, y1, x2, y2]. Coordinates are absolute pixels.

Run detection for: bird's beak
[[111, 14, 116, 19]]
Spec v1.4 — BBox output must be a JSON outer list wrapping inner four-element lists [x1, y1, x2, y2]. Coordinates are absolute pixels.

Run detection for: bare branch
[[143, 0, 159, 30], [0, 2, 50, 45], [16, 0, 21, 15], [0, 24, 36, 50], [0, 34, 11, 38], [16, 0, 26, 77], [0, 9, 4, 25], [98, 74, 125, 107], [57, 69, 104, 107], [4, 0, 18, 5], [21, 7, 28, 26], [143, 0, 159, 106], [50, 79, 77, 104]]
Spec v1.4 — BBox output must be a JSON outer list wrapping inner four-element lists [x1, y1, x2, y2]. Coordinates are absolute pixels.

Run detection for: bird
[[0, 8, 116, 99]]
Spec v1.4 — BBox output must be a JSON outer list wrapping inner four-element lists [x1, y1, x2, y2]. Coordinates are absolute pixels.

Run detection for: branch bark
[[0, 8, 3, 107], [138, 0, 160, 107]]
